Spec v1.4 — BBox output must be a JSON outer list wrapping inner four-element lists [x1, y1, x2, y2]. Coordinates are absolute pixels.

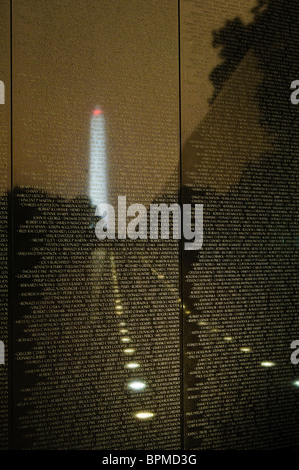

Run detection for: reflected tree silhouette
[[209, 0, 299, 139]]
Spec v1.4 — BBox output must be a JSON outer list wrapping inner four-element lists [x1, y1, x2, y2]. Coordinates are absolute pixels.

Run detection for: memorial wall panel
[[181, 0, 299, 449], [12, 0, 181, 449]]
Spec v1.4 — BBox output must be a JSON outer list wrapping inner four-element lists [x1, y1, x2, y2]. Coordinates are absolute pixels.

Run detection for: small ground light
[[125, 362, 140, 369], [261, 361, 275, 367], [293, 380, 299, 387], [134, 412, 155, 420], [240, 347, 252, 353], [123, 348, 135, 354], [120, 329, 128, 334], [121, 337, 131, 343], [223, 336, 233, 342], [128, 381, 146, 391]]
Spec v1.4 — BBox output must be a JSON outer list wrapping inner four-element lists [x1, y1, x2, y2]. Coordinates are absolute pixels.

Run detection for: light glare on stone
[[123, 348, 135, 355], [261, 361, 275, 367], [125, 362, 140, 369], [134, 411, 154, 420], [128, 381, 146, 391]]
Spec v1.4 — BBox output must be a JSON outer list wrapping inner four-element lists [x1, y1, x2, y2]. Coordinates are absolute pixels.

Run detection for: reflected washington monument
[[89, 107, 109, 207], [88, 105, 163, 426]]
